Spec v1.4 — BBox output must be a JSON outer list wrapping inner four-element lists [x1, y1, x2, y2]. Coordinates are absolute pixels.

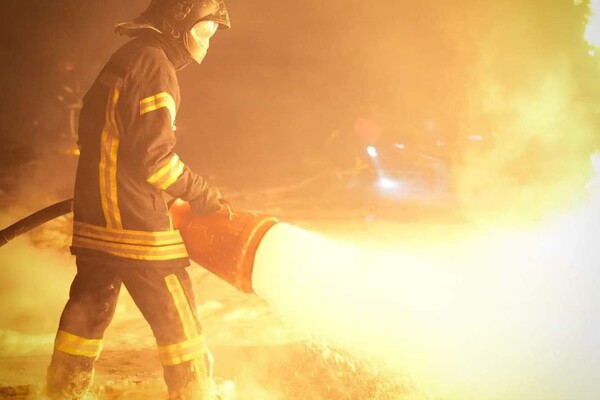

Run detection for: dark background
[[0, 0, 597, 202]]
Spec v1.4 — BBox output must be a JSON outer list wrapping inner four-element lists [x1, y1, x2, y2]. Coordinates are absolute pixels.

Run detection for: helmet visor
[[185, 20, 219, 63]]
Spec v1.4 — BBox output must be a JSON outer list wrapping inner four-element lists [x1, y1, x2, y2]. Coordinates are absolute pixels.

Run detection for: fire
[[585, 0, 600, 48]]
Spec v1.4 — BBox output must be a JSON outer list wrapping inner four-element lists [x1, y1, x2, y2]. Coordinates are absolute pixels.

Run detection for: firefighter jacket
[[71, 34, 214, 268]]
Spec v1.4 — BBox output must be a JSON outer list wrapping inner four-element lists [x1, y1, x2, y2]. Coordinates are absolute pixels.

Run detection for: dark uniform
[[47, 27, 221, 400]]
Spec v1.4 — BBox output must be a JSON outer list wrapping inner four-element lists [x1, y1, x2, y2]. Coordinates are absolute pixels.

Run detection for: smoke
[[452, 1, 599, 221], [0, 210, 74, 338], [0, 2, 598, 398]]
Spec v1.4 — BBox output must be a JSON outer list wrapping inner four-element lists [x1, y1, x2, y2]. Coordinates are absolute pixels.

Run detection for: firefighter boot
[[46, 352, 96, 400], [164, 359, 216, 400]]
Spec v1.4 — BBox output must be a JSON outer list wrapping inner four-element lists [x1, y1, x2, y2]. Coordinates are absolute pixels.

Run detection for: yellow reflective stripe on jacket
[[99, 85, 123, 229], [71, 222, 189, 261], [72, 236, 188, 261], [73, 221, 184, 246], [55, 330, 102, 359], [147, 154, 186, 190], [157, 335, 208, 366], [140, 92, 176, 127]]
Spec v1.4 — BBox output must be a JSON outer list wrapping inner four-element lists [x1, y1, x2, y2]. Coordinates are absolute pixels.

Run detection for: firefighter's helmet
[[143, 0, 230, 33], [116, 0, 230, 64]]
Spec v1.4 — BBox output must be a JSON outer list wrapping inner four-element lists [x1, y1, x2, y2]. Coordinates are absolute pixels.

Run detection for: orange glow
[[1, 3, 599, 399]]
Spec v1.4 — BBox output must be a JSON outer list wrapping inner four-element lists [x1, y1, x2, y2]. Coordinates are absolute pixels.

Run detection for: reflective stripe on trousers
[[47, 258, 213, 399]]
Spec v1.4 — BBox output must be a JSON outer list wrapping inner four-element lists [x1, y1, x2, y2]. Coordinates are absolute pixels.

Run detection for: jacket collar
[[147, 31, 192, 71], [116, 17, 192, 71]]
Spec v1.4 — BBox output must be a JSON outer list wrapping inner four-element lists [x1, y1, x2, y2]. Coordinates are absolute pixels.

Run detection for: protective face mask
[[185, 20, 218, 64]]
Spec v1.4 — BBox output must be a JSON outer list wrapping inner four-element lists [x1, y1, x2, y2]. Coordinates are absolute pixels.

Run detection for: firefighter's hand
[[189, 186, 222, 216]]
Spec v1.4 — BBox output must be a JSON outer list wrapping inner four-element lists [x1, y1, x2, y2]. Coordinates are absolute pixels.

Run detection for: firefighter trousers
[[46, 258, 215, 400]]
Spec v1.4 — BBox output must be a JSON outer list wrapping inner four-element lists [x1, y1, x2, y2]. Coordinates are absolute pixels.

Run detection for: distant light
[[589, 49, 596, 57], [393, 143, 406, 150], [467, 134, 484, 141], [375, 176, 408, 198], [366, 146, 378, 158], [436, 140, 444, 147], [377, 176, 401, 190]]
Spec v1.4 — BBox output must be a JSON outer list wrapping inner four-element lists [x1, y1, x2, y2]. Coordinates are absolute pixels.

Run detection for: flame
[[585, 0, 600, 48]]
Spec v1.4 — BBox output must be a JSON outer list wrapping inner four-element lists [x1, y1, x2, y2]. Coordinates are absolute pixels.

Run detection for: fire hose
[[0, 199, 74, 247], [0, 199, 279, 294]]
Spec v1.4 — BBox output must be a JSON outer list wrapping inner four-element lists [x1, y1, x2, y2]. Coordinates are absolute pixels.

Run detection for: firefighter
[[46, 1, 230, 399]]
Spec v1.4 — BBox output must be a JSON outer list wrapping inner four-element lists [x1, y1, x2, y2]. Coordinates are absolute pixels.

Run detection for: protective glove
[[188, 185, 223, 216]]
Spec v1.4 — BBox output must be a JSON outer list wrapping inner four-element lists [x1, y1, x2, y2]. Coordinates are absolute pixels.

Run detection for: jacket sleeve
[[126, 48, 219, 203]]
